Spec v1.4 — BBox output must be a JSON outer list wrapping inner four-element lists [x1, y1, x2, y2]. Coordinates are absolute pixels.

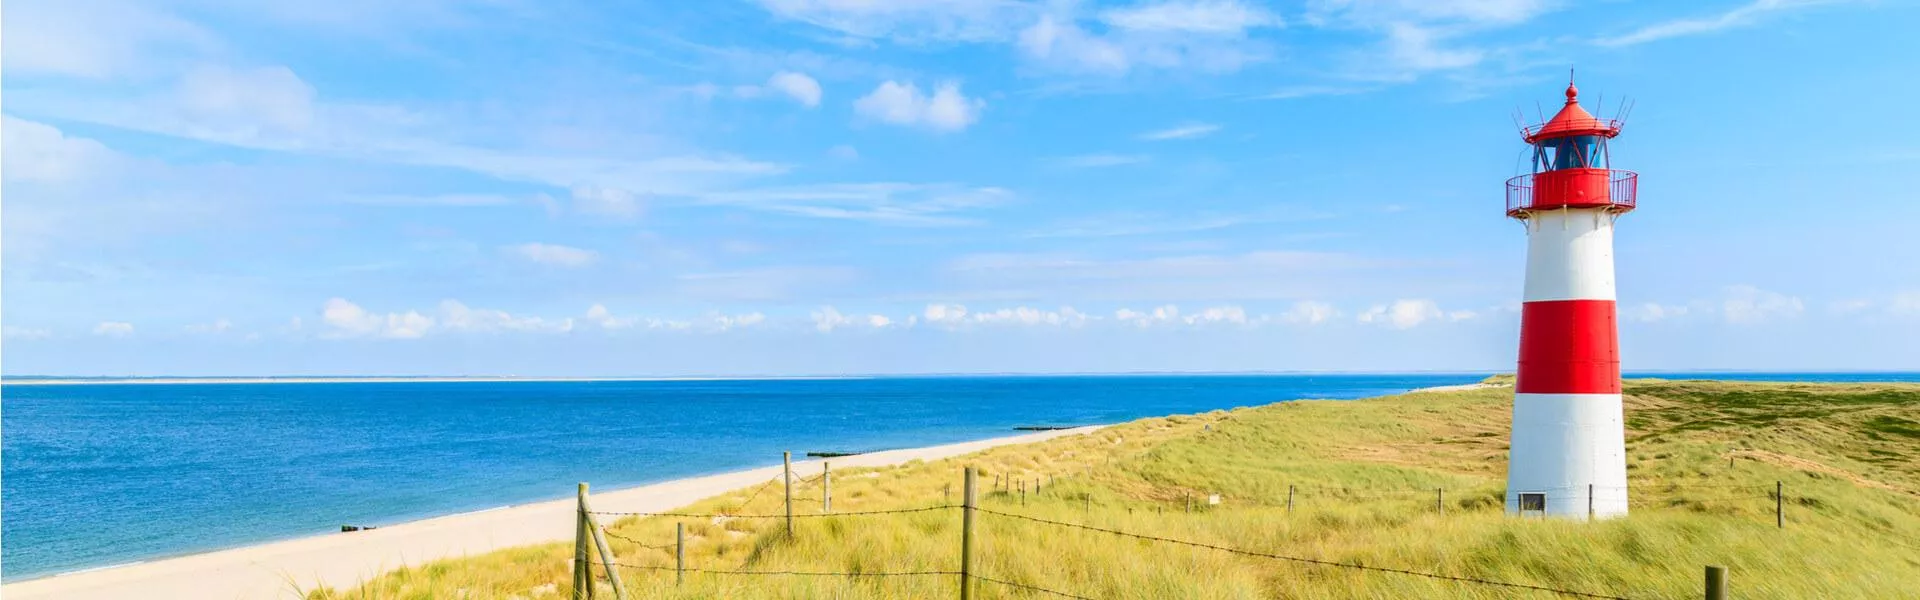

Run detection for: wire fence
[[560, 464, 1825, 600]]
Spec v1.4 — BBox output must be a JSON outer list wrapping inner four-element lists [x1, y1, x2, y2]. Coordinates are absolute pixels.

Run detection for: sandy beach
[[2, 426, 1102, 600]]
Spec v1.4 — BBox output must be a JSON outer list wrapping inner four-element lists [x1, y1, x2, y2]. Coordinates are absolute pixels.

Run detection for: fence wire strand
[[587, 504, 957, 519], [971, 573, 1100, 600], [612, 563, 957, 578], [975, 507, 1630, 600]]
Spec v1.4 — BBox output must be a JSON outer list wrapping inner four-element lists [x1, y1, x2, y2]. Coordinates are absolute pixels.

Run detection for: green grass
[[310, 380, 1920, 599]]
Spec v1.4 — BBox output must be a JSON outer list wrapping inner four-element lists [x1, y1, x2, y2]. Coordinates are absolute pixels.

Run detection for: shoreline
[[0, 425, 1105, 600], [0, 375, 870, 386]]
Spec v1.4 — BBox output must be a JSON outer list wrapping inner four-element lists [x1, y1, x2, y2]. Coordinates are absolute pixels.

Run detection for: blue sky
[[4, 0, 1918, 376]]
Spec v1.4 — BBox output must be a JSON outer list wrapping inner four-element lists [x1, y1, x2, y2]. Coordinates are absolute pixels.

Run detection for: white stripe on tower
[[1508, 208, 1629, 518]]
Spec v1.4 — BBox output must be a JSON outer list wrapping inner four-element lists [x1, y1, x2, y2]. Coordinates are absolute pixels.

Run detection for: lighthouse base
[[1505, 392, 1630, 519]]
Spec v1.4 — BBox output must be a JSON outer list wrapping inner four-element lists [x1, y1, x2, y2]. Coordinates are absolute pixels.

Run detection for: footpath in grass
[[315, 378, 1920, 599]]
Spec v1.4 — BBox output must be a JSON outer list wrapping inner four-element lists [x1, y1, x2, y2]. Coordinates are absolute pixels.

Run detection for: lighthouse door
[[1518, 493, 1547, 517]]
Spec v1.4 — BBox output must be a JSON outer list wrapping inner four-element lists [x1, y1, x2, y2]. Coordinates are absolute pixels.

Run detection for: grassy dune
[[313, 379, 1920, 599]]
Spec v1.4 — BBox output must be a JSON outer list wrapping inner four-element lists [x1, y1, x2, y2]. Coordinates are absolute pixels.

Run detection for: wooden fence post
[[1436, 488, 1444, 516], [1705, 565, 1727, 600], [824, 462, 832, 513], [961, 467, 977, 600], [783, 451, 794, 537], [574, 483, 590, 600], [1588, 484, 1595, 521], [1776, 481, 1784, 529], [575, 484, 629, 600], [1287, 485, 1295, 515], [675, 522, 685, 586]]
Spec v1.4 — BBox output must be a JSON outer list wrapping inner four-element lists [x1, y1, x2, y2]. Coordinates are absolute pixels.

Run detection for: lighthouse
[[1503, 79, 1637, 519]]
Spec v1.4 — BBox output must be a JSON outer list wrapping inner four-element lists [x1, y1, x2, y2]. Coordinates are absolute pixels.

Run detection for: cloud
[[1255, 85, 1375, 100], [2, 0, 216, 78], [439, 300, 573, 333], [185, 318, 235, 334], [1115, 305, 1183, 327], [1027, 209, 1323, 238], [570, 186, 643, 218], [698, 183, 1010, 226], [173, 65, 318, 139], [1047, 154, 1150, 168], [924, 303, 970, 325], [755, 0, 1036, 42], [767, 71, 824, 107], [505, 243, 599, 268], [1381, 23, 1482, 71], [1357, 299, 1446, 329], [1018, 15, 1131, 74], [4, 326, 55, 340], [1282, 300, 1340, 325], [812, 306, 896, 332], [1100, 0, 1282, 33], [1721, 285, 1804, 324], [2, 117, 121, 183], [1182, 305, 1251, 326], [1139, 123, 1220, 140], [853, 81, 984, 132], [90, 321, 136, 337], [1597, 0, 1844, 47], [321, 298, 433, 339], [1627, 302, 1693, 323]]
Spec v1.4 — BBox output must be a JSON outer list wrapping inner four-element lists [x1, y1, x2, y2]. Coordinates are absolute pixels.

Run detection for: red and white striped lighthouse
[[1503, 79, 1637, 519]]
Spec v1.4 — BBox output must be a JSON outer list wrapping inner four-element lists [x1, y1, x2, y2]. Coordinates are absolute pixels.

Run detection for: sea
[[3, 372, 1915, 580]]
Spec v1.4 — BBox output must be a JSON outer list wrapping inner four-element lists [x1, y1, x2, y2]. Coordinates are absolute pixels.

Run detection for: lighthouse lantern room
[[1503, 79, 1637, 519]]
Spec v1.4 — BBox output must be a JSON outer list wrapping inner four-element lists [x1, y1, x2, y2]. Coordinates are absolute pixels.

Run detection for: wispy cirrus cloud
[[1597, 0, 1848, 47], [1138, 123, 1220, 140]]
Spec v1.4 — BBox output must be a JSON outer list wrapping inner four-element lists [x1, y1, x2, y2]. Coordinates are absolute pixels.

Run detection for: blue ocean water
[[2, 372, 1913, 580]]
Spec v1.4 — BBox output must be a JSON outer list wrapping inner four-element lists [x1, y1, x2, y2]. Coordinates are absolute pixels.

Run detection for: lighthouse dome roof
[[1525, 82, 1621, 143]]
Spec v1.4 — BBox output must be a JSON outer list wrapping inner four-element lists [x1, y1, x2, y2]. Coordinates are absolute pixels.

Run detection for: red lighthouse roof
[[1523, 81, 1621, 143]]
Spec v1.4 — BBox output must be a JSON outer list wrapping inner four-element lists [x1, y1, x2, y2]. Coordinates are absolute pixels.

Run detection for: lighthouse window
[[1538, 135, 1602, 171]]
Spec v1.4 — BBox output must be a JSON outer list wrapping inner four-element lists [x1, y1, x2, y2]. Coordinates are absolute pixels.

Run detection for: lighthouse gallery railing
[[1506, 169, 1637, 217]]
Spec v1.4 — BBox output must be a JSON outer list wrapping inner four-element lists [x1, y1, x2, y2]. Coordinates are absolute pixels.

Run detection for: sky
[[4, 0, 1918, 377]]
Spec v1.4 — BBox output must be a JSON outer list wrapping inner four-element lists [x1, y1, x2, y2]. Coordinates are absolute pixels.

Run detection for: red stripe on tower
[[1516, 300, 1621, 394]]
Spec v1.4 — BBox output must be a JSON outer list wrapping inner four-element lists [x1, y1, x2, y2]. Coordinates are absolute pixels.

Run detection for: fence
[[566, 453, 1812, 600]]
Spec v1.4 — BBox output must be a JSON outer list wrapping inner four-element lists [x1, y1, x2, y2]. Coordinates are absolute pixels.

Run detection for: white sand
[[2, 426, 1102, 600], [1409, 382, 1506, 394]]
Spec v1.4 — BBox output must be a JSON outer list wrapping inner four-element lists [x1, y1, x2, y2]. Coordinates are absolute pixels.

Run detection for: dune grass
[[311, 379, 1920, 599]]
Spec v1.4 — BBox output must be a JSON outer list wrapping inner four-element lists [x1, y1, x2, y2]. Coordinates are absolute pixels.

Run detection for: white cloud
[[92, 321, 136, 337], [1018, 15, 1131, 74], [699, 183, 1010, 226], [1627, 302, 1693, 323], [570, 186, 642, 218], [1100, 0, 1282, 33], [1139, 123, 1221, 141], [1282, 300, 1340, 325], [975, 306, 1095, 327], [4, 326, 55, 340], [173, 65, 318, 137], [505, 243, 599, 268], [1597, 0, 1844, 47], [924, 303, 970, 325], [1889, 292, 1920, 318], [440, 300, 573, 333], [1115, 305, 1183, 327], [812, 306, 896, 332], [1721, 285, 1804, 324], [1048, 154, 1150, 168], [2, 0, 215, 78], [755, 0, 1036, 42], [1381, 23, 1482, 71], [321, 298, 433, 339], [768, 71, 824, 107], [1308, 0, 1552, 27], [185, 318, 235, 334], [2, 117, 121, 183], [1182, 305, 1250, 326], [853, 81, 984, 132], [1357, 299, 1445, 329]]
